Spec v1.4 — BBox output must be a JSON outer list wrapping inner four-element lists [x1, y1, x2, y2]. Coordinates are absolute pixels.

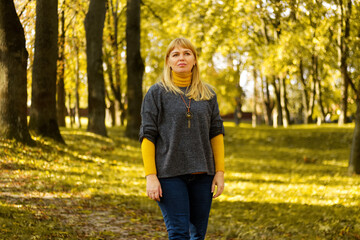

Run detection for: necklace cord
[[180, 94, 191, 112]]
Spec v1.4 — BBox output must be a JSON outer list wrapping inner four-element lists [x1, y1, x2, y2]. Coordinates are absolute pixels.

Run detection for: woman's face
[[167, 46, 196, 74]]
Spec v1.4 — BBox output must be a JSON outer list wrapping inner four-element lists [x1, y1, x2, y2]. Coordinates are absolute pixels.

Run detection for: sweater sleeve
[[209, 93, 225, 139], [211, 134, 225, 172], [139, 85, 160, 144], [141, 138, 157, 176]]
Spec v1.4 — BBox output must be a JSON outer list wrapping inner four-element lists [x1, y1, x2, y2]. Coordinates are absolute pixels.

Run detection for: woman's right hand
[[146, 174, 162, 201]]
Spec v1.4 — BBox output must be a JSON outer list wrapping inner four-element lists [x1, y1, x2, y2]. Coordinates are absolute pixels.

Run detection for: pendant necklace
[[180, 93, 193, 128]]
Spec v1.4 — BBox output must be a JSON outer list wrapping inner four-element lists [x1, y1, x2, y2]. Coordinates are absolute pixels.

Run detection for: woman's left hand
[[211, 171, 224, 198]]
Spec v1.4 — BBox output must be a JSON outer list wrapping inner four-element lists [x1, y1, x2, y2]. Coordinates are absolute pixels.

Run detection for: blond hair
[[160, 38, 214, 101]]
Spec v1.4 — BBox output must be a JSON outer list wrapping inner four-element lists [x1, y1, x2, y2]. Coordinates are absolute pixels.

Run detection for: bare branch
[[348, 77, 359, 96], [18, 0, 33, 18]]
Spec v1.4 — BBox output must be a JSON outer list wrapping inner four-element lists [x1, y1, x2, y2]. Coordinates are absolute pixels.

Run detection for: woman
[[139, 37, 225, 240]]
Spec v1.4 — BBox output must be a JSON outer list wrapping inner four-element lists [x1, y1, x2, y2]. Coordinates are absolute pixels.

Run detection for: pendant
[[186, 111, 192, 128], [186, 111, 193, 119]]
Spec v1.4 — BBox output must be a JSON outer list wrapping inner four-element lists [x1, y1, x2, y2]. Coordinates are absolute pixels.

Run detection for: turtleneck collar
[[172, 70, 192, 87]]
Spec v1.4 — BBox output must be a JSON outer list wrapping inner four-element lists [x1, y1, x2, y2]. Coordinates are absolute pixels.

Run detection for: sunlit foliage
[[13, 0, 360, 118]]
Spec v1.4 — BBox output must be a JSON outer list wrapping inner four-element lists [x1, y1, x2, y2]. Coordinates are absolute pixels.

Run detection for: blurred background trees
[[0, 1, 33, 145], [85, 0, 107, 137], [13, 0, 360, 125], [29, 0, 64, 143], [2, 0, 359, 172]]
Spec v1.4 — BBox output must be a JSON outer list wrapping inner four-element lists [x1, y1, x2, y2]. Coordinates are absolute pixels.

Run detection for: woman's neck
[[172, 70, 192, 87]]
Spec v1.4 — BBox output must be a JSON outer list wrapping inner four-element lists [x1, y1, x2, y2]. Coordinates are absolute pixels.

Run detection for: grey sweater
[[139, 83, 224, 178]]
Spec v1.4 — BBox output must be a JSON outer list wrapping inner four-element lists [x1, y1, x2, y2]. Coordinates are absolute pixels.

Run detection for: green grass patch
[[1, 123, 360, 239]]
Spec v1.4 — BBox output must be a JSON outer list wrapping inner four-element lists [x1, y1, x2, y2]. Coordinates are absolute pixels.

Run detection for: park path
[[0, 189, 168, 239]]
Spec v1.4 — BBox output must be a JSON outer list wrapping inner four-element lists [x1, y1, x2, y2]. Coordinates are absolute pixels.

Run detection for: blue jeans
[[158, 174, 214, 240]]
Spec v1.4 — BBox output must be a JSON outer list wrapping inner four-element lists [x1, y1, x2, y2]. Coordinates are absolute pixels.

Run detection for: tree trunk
[[272, 77, 283, 127], [252, 69, 257, 128], [104, 51, 116, 126], [349, 97, 360, 174], [67, 93, 73, 128], [29, 0, 64, 143], [57, 0, 66, 127], [280, 76, 289, 127], [260, 13, 274, 126], [234, 91, 243, 126], [110, 0, 125, 126], [308, 76, 316, 124], [0, 0, 33, 144], [338, 0, 351, 125], [106, 89, 116, 127], [338, 62, 349, 125], [260, 77, 268, 125], [315, 75, 326, 123], [126, 0, 144, 139], [299, 59, 310, 124], [233, 61, 243, 126], [71, 18, 81, 129], [312, 54, 326, 125], [261, 76, 273, 126], [74, 43, 81, 128], [85, 0, 107, 137]]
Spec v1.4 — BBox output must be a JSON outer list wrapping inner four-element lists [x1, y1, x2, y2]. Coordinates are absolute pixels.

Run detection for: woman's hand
[[212, 171, 224, 198], [146, 174, 162, 201]]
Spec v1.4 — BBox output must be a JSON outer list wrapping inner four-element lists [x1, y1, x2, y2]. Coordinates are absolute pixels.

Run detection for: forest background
[[1, 0, 360, 239], [15, 0, 360, 122], [7, 0, 360, 172]]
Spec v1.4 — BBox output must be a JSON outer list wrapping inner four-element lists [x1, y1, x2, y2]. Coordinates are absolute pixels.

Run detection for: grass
[[211, 123, 360, 239], [1, 123, 360, 239]]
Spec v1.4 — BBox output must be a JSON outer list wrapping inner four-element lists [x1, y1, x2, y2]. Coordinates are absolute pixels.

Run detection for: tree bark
[[308, 76, 316, 123], [260, 14, 274, 126], [234, 88, 243, 126], [103, 51, 116, 126], [346, 2, 360, 175], [280, 76, 289, 127], [272, 77, 283, 127], [299, 59, 310, 124], [29, 0, 64, 143], [126, 0, 144, 139], [85, 0, 107, 137], [233, 62, 243, 126], [0, 0, 33, 144], [252, 69, 257, 128], [104, 49, 121, 126], [261, 76, 273, 126], [71, 27, 81, 129], [349, 97, 360, 174], [312, 54, 326, 125], [338, 0, 351, 125], [74, 43, 81, 128], [315, 75, 326, 123], [57, 0, 66, 127], [67, 93, 73, 127], [109, 0, 125, 126]]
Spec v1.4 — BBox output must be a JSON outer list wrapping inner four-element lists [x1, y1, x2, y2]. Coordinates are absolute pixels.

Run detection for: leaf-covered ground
[[1, 123, 360, 239]]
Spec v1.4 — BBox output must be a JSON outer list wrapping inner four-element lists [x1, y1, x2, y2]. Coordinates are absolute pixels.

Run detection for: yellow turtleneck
[[172, 70, 192, 87], [141, 71, 225, 176]]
